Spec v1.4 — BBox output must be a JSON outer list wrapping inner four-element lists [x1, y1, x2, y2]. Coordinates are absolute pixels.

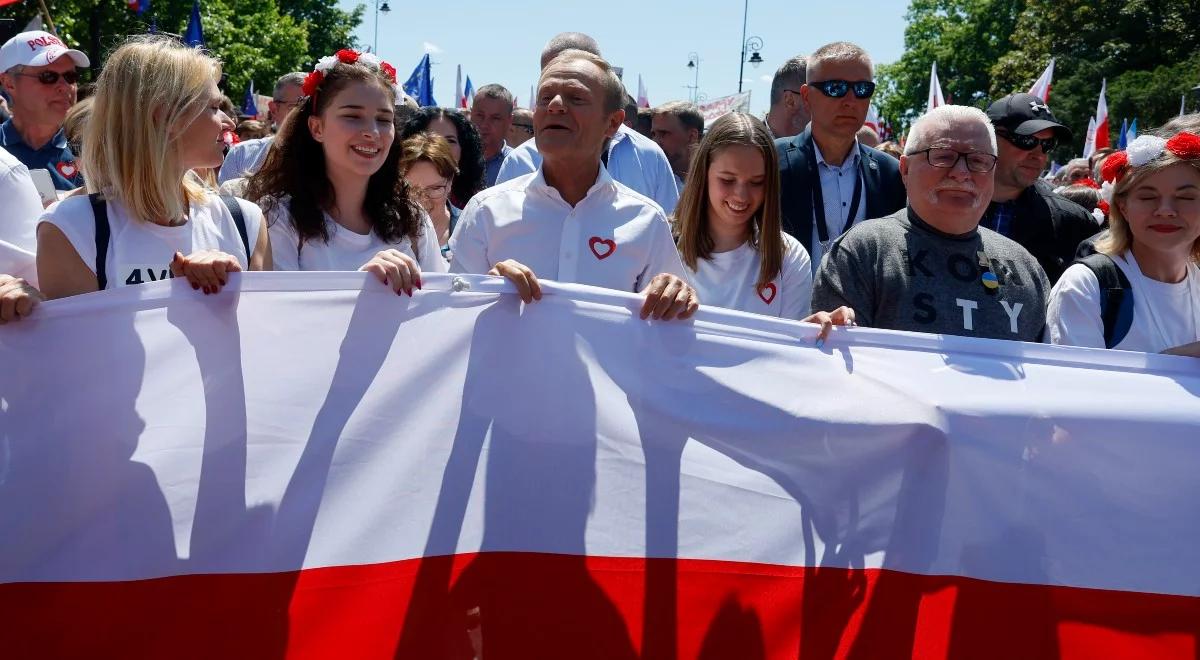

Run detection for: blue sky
[[338, 0, 910, 116]]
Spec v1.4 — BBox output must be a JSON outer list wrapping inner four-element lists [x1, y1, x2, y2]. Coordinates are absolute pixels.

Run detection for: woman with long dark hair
[[399, 107, 486, 208], [247, 49, 445, 293]]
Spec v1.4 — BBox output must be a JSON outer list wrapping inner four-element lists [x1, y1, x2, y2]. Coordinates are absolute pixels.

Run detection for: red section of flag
[[0, 0, 24, 7], [4, 553, 1200, 659]]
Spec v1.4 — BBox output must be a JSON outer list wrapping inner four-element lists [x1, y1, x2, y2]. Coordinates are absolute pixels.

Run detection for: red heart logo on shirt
[[589, 237, 616, 260], [757, 282, 777, 305], [56, 161, 78, 179]]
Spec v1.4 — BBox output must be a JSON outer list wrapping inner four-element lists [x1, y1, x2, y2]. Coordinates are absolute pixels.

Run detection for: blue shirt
[[483, 142, 512, 188], [495, 123, 680, 214], [981, 200, 1016, 238], [0, 120, 82, 191]]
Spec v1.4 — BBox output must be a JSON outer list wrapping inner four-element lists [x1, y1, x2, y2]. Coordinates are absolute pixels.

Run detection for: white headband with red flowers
[[302, 49, 399, 108], [1099, 132, 1200, 204]]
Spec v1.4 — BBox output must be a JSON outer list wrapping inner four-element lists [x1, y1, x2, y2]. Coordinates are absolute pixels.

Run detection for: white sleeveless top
[[40, 192, 262, 289]]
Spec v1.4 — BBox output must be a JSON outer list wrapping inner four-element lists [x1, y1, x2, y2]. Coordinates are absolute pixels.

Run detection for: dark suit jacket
[[775, 129, 907, 253]]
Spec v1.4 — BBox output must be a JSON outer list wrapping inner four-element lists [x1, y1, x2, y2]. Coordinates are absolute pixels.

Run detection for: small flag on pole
[[455, 65, 463, 109], [637, 75, 649, 108], [241, 80, 257, 119], [1083, 116, 1098, 158], [402, 54, 436, 107], [1093, 79, 1109, 151], [1028, 58, 1055, 102], [183, 0, 204, 47], [926, 62, 945, 113], [462, 76, 474, 110]]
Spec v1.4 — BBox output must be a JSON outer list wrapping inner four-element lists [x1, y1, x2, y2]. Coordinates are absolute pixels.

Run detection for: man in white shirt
[[217, 72, 305, 184], [0, 145, 44, 254], [450, 49, 698, 321], [494, 33, 680, 214]]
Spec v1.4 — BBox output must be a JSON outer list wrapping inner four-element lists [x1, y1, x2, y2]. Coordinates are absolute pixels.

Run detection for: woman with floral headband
[[247, 49, 446, 294], [1047, 132, 1200, 354]]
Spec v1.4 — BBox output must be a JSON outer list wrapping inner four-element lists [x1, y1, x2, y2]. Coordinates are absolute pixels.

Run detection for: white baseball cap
[[0, 31, 91, 74]]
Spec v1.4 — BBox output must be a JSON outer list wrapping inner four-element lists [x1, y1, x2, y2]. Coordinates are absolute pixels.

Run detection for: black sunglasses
[[16, 70, 80, 86], [998, 131, 1058, 154], [810, 79, 876, 99]]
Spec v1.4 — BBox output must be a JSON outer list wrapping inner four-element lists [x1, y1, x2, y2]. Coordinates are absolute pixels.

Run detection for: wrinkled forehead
[[927, 119, 995, 154], [538, 58, 605, 91]]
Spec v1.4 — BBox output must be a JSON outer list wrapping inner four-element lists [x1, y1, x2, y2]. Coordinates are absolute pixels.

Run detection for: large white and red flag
[[1094, 78, 1110, 150], [1028, 58, 1055, 102], [926, 61, 945, 113], [864, 104, 881, 134], [3, 273, 1200, 658]]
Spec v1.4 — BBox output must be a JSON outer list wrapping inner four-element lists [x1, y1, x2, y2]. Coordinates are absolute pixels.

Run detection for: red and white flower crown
[[302, 49, 399, 105], [1099, 131, 1200, 205]]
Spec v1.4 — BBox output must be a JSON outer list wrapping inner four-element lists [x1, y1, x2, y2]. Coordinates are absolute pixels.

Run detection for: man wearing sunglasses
[[0, 31, 89, 192], [984, 93, 1099, 283], [813, 105, 1050, 342], [776, 41, 906, 274]]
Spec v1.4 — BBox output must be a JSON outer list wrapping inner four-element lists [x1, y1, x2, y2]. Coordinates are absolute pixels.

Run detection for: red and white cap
[[0, 31, 91, 74]]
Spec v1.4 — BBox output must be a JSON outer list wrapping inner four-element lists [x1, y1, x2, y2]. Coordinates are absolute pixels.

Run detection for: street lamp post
[[373, 0, 391, 54], [736, 0, 764, 93], [686, 52, 700, 103]]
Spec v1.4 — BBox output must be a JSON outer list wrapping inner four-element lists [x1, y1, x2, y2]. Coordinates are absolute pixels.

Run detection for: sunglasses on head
[[999, 131, 1058, 153], [810, 79, 876, 99], [16, 70, 81, 86]]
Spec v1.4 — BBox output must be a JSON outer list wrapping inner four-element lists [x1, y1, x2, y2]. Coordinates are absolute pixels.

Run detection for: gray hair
[[654, 100, 704, 135], [540, 32, 601, 68], [904, 105, 997, 155], [807, 42, 872, 80], [274, 72, 306, 98], [474, 83, 514, 114], [769, 56, 807, 106]]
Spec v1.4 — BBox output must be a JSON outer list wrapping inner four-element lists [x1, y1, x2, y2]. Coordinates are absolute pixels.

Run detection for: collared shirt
[[809, 138, 866, 271], [980, 200, 1016, 238], [0, 145, 46, 254], [0, 120, 82, 191], [483, 142, 512, 188], [494, 123, 680, 214], [450, 163, 687, 293], [218, 136, 273, 184]]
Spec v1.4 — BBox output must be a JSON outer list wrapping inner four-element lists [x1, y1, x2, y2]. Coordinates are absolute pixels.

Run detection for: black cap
[[986, 93, 1072, 140]]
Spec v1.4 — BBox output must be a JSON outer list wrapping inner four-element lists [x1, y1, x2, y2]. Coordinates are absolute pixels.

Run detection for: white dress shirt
[[218, 137, 273, 184], [450, 164, 687, 293], [810, 139, 867, 271], [0, 145, 46, 254], [494, 124, 680, 214]]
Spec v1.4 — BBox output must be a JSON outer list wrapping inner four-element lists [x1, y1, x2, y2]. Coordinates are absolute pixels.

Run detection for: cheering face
[[534, 58, 623, 164], [801, 58, 872, 141], [1118, 163, 1200, 257], [427, 117, 462, 163], [995, 127, 1055, 191], [176, 80, 234, 171], [308, 80, 396, 179], [705, 145, 767, 236], [1, 57, 78, 126], [901, 120, 995, 228]]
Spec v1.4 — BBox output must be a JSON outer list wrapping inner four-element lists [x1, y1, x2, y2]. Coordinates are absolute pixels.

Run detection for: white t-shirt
[[266, 199, 447, 273], [688, 231, 812, 320], [39, 192, 263, 289], [1047, 251, 1200, 353], [450, 165, 687, 293], [0, 145, 46, 254]]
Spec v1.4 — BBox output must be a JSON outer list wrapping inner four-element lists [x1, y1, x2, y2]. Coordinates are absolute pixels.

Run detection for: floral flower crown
[[1098, 131, 1200, 206], [302, 49, 399, 109]]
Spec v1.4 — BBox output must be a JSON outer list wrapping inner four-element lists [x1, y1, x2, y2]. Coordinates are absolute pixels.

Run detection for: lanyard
[[808, 141, 866, 244]]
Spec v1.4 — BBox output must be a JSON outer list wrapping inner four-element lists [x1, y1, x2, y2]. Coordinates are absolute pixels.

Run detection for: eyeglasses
[[911, 147, 997, 173], [809, 79, 876, 99], [410, 182, 451, 200], [512, 123, 533, 133], [998, 131, 1058, 154], [15, 70, 80, 86]]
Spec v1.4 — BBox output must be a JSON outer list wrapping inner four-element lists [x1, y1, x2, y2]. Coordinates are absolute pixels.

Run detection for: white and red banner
[[3, 273, 1200, 658], [699, 91, 751, 128]]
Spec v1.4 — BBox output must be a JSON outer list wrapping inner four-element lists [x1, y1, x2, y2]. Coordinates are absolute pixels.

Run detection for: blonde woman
[[1048, 132, 1200, 353], [36, 35, 270, 299]]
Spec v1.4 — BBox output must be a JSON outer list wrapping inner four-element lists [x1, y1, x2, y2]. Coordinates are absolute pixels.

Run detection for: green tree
[[277, 0, 363, 62]]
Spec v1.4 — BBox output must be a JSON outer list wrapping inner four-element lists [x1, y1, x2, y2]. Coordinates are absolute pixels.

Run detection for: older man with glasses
[[217, 71, 306, 184], [0, 31, 90, 191], [812, 105, 1050, 342], [984, 93, 1099, 283], [776, 41, 906, 274]]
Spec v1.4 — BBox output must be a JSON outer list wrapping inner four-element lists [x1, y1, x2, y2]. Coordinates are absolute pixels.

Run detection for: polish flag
[[454, 64, 463, 109], [461, 76, 474, 110], [1093, 78, 1110, 150], [1083, 115, 1098, 158], [4, 274, 1200, 659], [1028, 58, 1055, 102], [926, 61, 945, 113], [864, 104, 881, 134], [637, 75, 649, 108]]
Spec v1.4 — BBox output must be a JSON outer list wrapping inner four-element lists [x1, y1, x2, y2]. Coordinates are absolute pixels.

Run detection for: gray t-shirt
[[812, 208, 1050, 342]]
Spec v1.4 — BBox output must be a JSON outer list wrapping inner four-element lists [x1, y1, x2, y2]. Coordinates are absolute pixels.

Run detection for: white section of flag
[[1028, 58, 1055, 102], [637, 75, 649, 108], [2, 273, 1200, 601], [1083, 116, 1098, 158], [926, 62, 945, 113]]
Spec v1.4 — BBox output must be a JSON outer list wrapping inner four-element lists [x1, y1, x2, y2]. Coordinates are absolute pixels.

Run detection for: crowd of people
[[0, 28, 1197, 357]]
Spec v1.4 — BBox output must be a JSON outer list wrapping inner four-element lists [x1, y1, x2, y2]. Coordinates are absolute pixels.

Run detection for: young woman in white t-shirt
[[37, 36, 271, 299], [245, 50, 445, 294], [673, 112, 854, 342], [1048, 132, 1200, 354]]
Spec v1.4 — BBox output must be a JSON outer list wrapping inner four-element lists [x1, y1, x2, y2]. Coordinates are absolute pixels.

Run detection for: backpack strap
[[1077, 252, 1134, 348], [218, 194, 252, 257], [89, 193, 110, 291]]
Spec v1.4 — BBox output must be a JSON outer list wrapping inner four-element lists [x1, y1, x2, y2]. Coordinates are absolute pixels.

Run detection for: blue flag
[[403, 54, 437, 107], [241, 80, 257, 118], [1126, 118, 1138, 145], [184, 0, 204, 48], [1117, 118, 1129, 149]]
